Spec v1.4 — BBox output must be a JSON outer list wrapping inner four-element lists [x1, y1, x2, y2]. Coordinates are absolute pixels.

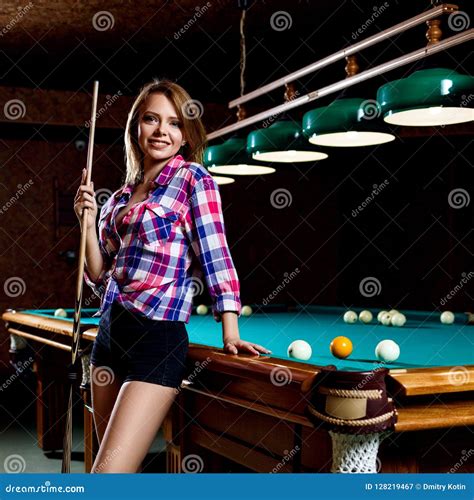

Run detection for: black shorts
[[90, 301, 189, 389]]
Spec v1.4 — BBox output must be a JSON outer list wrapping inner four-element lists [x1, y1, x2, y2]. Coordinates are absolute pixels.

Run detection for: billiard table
[[2, 305, 473, 473]]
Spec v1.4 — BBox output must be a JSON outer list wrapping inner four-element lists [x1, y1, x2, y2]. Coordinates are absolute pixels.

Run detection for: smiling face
[[137, 92, 184, 167]]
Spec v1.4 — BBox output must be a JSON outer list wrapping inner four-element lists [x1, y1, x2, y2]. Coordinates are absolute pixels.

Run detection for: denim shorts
[[90, 301, 189, 389]]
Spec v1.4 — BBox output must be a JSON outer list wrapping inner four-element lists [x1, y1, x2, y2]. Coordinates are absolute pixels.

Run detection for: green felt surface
[[23, 306, 473, 371]]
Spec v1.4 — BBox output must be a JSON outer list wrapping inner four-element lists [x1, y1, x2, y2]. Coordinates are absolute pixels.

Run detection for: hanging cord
[[239, 9, 246, 97]]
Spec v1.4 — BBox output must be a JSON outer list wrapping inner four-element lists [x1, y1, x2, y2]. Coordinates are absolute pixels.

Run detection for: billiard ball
[[241, 305, 253, 317], [390, 312, 406, 327], [330, 336, 353, 359], [375, 339, 400, 363], [196, 304, 208, 315], [54, 308, 68, 318], [343, 310, 357, 324], [388, 309, 399, 316], [359, 310, 373, 323], [287, 340, 312, 361], [440, 311, 455, 324], [377, 310, 388, 322], [380, 312, 392, 326]]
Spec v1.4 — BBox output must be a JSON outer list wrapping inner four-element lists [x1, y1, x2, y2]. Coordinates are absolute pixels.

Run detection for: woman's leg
[[90, 380, 177, 473], [90, 365, 123, 444]]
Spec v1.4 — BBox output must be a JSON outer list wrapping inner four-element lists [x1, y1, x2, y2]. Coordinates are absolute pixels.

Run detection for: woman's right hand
[[74, 168, 98, 230]]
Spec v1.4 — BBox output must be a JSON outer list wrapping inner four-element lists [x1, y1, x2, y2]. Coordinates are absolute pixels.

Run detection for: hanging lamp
[[302, 56, 396, 147], [205, 133, 275, 176], [247, 84, 328, 162], [377, 18, 474, 126], [212, 175, 235, 185]]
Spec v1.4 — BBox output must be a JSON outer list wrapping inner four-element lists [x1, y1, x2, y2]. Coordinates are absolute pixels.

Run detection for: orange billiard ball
[[330, 336, 353, 359]]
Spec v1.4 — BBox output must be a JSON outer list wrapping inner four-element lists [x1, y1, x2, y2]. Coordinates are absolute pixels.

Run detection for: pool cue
[[61, 80, 99, 473]]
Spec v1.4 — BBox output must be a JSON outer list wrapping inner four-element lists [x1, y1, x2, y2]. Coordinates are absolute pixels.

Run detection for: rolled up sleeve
[[189, 176, 241, 322]]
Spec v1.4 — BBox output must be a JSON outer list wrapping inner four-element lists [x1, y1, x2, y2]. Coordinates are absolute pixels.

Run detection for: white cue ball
[[54, 308, 68, 318], [375, 339, 400, 363], [390, 312, 406, 327], [343, 310, 358, 324], [196, 304, 208, 315], [358, 310, 373, 324], [241, 305, 253, 317], [440, 311, 455, 324], [380, 312, 392, 326], [287, 340, 312, 361], [388, 309, 399, 316], [377, 310, 388, 322]]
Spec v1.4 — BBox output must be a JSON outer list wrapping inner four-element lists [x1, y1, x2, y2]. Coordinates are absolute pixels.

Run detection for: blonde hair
[[124, 79, 207, 185]]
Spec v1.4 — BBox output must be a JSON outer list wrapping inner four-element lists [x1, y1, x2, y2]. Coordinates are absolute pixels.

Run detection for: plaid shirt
[[84, 155, 241, 322]]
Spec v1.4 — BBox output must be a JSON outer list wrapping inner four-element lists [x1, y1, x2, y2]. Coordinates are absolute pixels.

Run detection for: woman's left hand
[[223, 338, 272, 356]]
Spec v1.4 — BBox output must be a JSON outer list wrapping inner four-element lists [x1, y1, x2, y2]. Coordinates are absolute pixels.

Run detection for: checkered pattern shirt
[[84, 155, 241, 322]]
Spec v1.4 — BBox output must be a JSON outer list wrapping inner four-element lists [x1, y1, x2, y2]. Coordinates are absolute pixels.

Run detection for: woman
[[74, 79, 270, 473]]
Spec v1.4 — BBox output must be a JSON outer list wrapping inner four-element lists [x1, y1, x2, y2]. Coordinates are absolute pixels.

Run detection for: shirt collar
[[114, 155, 186, 200], [152, 154, 186, 187]]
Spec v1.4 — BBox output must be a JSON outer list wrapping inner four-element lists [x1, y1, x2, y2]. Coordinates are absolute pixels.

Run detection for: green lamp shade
[[212, 175, 235, 185], [247, 121, 328, 162], [377, 68, 474, 126], [303, 98, 395, 147], [204, 137, 275, 175]]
